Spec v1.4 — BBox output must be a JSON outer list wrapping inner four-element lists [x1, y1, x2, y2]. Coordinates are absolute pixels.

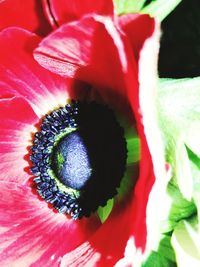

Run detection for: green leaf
[[150, 76, 200, 267], [142, 251, 176, 267], [114, 0, 146, 14], [141, 0, 182, 21], [186, 146, 200, 222], [127, 136, 140, 165], [157, 77, 200, 200], [158, 235, 176, 262], [115, 130, 140, 200], [147, 180, 196, 235], [97, 198, 114, 223], [142, 235, 177, 267], [164, 182, 196, 232], [146, 77, 198, 239], [117, 164, 138, 200], [171, 216, 200, 267]]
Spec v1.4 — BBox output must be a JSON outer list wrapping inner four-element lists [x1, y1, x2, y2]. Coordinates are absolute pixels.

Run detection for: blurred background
[[145, 0, 200, 78]]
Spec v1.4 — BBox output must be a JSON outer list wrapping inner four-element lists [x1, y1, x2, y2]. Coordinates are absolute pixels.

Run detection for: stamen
[[30, 101, 127, 219]]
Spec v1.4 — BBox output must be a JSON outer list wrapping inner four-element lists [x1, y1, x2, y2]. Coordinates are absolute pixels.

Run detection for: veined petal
[[0, 27, 70, 117], [34, 15, 138, 110], [42, 0, 114, 27], [0, 0, 51, 36], [0, 97, 38, 184], [0, 181, 100, 267]]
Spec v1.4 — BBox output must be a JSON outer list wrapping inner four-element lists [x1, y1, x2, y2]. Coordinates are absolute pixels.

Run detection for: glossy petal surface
[[42, 0, 114, 27], [34, 15, 138, 111], [0, 0, 51, 36]]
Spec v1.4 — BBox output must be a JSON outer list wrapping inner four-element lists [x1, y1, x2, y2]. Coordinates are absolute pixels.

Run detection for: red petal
[[134, 21, 169, 261], [61, 19, 162, 267], [0, 0, 51, 36], [0, 27, 70, 117], [0, 97, 38, 183], [42, 0, 114, 27], [60, 166, 153, 266], [34, 15, 138, 110], [61, 203, 132, 266], [124, 18, 161, 253], [118, 14, 155, 61], [0, 181, 100, 266]]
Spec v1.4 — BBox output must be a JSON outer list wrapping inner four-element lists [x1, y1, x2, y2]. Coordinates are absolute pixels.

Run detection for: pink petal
[[0, 97, 38, 184], [118, 14, 155, 60], [42, 0, 114, 27], [0, 0, 51, 36], [0, 27, 70, 117], [0, 181, 100, 266]]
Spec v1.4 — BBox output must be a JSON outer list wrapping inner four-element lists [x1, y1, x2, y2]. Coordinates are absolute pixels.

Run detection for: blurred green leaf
[[142, 235, 177, 267], [163, 182, 196, 232], [97, 198, 114, 223], [186, 146, 200, 222], [127, 136, 140, 165], [114, 0, 146, 14], [157, 77, 200, 200], [158, 235, 176, 262], [172, 216, 200, 267], [142, 251, 176, 267], [141, 0, 182, 21]]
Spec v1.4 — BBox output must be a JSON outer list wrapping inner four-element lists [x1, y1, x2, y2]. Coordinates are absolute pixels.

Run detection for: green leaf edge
[[114, 0, 146, 14], [141, 0, 183, 21]]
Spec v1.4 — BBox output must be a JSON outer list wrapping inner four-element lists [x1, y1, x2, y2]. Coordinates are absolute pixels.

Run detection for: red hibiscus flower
[[0, 1, 165, 266]]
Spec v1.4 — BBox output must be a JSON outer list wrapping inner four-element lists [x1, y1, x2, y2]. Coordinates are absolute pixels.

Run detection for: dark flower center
[[30, 101, 127, 219]]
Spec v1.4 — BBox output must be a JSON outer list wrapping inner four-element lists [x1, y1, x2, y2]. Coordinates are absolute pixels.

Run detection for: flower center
[[52, 131, 92, 190], [30, 101, 127, 219]]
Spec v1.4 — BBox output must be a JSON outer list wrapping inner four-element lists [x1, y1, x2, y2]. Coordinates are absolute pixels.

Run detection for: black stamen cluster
[[30, 102, 82, 219], [30, 101, 127, 219]]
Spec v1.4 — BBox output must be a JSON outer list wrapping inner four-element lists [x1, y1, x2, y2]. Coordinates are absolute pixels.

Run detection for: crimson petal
[[118, 14, 155, 60], [0, 0, 51, 36], [34, 15, 138, 111], [58, 16, 162, 267], [42, 0, 114, 27]]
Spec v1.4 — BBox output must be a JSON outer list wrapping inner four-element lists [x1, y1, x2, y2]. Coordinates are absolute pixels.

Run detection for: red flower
[[0, 1, 163, 266]]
